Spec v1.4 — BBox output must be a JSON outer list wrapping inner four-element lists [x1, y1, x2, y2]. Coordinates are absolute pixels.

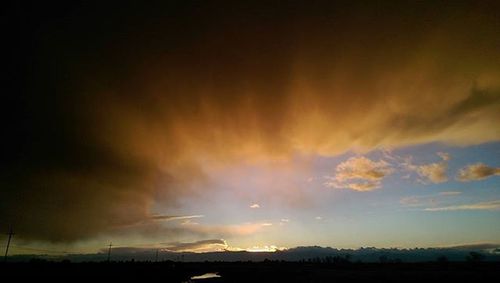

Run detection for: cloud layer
[[2, 1, 500, 242]]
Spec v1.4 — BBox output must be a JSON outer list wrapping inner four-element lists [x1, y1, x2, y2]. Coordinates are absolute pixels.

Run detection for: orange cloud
[[3, 1, 500, 243], [325, 157, 393, 191], [404, 153, 450, 184], [457, 163, 500, 182]]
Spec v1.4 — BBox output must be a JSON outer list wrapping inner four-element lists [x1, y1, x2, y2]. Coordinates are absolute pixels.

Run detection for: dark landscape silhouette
[[1, 257, 499, 281], [2, 244, 500, 281]]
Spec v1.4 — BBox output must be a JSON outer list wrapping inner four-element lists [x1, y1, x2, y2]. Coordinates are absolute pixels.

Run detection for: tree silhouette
[[465, 252, 484, 263], [379, 255, 389, 263], [436, 255, 449, 268]]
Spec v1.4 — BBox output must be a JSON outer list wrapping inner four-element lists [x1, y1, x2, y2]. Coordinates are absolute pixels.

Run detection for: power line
[[4, 226, 14, 261], [2, 232, 172, 259], [107, 242, 113, 262]]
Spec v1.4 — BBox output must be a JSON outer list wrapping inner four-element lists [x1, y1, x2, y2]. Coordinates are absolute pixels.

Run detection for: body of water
[[190, 272, 221, 280]]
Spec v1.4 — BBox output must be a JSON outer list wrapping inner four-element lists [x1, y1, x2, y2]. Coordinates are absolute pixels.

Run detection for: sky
[[2, 1, 500, 255]]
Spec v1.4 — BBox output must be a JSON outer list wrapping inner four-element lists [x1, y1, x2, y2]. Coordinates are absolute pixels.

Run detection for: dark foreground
[[1, 261, 499, 282]]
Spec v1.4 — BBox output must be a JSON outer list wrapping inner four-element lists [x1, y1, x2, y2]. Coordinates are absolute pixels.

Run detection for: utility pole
[[155, 249, 159, 262], [4, 226, 14, 262], [107, 242, 112, 262]]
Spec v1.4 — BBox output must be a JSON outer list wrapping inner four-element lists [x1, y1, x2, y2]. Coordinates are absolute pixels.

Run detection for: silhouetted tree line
[[295, 254, 353, 265], [466, 252, 484, 263], [378, 255, 403, 263]]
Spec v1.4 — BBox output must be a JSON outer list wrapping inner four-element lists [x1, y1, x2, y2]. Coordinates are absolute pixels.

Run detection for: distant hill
[[8, 243, 500, 262]]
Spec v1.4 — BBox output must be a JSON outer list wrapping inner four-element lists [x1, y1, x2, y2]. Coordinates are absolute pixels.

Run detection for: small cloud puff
[[250, 203, 260, 208], [417, 162, 448, 183], [405, 152, 450, 184], [457, 163, 500, 182], [325, 156, 393, 191]]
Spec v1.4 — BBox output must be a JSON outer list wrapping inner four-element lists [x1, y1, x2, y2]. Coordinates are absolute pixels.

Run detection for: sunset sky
[[2, 1, 500, 255]]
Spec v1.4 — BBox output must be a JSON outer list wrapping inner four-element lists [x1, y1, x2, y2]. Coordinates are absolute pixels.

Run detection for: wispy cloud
[[279, 218, 290, 226], [325, 156, 393, 191], [180, 219, 200, 225], [437, 152, 450, 161], [162, 239, 228, 252], [439, 191, 462, 196], [250, 203, 260, 209], [400, 191, 461, 208], [424, 200, 500, 211], [149, 214, 205, 221], [113, 214, 205, 230], [457, 163, 500, 182], [400, 196, 437, 208], [183, 221, 272, 237]]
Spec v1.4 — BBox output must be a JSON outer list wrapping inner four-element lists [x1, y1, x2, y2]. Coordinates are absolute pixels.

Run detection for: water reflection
[[190, 272, 221, 280]]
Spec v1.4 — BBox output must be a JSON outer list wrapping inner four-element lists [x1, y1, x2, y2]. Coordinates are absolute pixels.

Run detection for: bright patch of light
[[246, 245, 286, 252]]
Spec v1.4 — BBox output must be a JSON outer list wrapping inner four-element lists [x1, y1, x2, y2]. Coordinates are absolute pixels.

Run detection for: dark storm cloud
[[2, 1, 500, 242]]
